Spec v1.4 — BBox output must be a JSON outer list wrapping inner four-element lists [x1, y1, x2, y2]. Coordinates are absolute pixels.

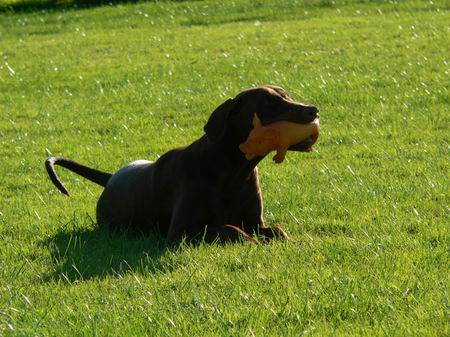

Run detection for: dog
[[45, 85, 319, 244]]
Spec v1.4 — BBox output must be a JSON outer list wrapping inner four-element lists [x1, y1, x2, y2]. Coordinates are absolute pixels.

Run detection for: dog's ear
[[204, 98, 236, 143]]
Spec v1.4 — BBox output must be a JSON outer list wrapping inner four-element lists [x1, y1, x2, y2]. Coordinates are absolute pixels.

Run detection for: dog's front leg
[[243, 217, 289, 242], [242, 204, 289, 242], [240, 190, 289, 241], [237, 171, 288, 241]]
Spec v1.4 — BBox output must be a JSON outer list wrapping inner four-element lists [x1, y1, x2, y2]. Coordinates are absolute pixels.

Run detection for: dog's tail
[[45, 156, 112, 196]]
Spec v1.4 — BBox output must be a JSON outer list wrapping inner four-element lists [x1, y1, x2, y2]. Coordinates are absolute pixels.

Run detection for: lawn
[[0, 0, 448, 336]]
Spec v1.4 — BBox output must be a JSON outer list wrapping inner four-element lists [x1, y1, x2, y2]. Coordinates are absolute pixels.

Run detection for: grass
[[0, 0, 448, 335]]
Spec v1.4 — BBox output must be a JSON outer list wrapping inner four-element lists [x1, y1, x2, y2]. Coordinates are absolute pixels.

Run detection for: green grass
[[0, 0, 448, 335]]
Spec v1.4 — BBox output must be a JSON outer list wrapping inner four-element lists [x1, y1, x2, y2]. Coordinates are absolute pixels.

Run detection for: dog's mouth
[[288, 117, 320, 152], [239, 114, 320, 163], [287, 118, 320, 152]]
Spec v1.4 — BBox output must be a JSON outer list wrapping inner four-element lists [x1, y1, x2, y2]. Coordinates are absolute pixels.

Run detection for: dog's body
[[46, 85, 319, 243]]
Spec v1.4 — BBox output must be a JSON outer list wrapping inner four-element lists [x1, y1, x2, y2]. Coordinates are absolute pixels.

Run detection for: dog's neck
[[201, 135, 265, 184]]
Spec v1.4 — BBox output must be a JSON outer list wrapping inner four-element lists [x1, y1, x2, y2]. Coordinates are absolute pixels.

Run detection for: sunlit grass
[[0, 0, 448, 336]]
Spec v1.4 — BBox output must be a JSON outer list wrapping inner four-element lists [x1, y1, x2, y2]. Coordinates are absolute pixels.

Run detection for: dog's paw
[[271, 225, 289, 240], [256, 225, 289, 242]]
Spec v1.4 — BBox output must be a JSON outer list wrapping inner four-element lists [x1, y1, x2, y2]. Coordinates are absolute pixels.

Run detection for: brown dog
[[45, 85, 319, 244]]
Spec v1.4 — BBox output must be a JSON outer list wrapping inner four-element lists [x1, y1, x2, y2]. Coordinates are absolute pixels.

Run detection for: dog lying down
[[45, 85, 320, 244]]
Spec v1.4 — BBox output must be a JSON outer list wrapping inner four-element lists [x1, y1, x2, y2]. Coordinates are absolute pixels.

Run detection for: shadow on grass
[[0, 0, 191, 13], [42, 225, 174, 282]]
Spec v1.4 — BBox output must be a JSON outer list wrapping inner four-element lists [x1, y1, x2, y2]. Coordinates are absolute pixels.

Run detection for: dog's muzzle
[[288, 117, 320, 152]]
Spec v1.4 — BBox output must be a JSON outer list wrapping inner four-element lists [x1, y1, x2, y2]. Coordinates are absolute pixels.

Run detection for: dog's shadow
[[42, 222, 173, 283]]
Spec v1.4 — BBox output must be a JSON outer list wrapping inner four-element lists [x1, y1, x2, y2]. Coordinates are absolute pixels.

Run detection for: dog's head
[[205, 85, 319, 153]]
